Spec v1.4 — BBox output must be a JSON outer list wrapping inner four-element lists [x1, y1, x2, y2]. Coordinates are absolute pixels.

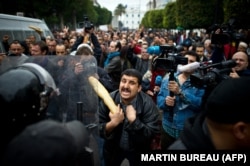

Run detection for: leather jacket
[[99, 90, 160, 157]]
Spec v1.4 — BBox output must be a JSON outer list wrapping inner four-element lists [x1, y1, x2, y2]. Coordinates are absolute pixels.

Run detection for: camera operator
[[229, 51, 250, 78], [209, 28, 227, 63], [71, 18, 102, 66], [208, 20, 248, 63], [157, 51, 205, 150], [168, 77, 250, 150]]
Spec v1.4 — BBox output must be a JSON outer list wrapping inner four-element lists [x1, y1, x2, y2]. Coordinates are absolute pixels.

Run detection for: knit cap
[[205, 77, 250, 123]]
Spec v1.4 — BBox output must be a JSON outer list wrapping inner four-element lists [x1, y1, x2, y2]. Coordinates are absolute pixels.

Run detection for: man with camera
[[229, 51, 250, 78], [157, 50, 205, 150], [168, 77, 250, 150], [71, 17, 102, 66]]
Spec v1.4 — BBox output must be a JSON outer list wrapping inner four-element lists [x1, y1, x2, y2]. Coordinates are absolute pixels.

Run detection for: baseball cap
[[3, 119, 89, 166], [205, 77, 250, 123]]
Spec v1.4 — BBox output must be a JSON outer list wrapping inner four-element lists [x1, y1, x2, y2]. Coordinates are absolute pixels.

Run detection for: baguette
[[28, 25, 43, 34], [88, 76, 117, 114]]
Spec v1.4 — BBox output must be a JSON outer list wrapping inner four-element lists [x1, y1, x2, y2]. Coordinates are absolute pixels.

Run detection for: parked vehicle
[[0, 13, 53, 52]]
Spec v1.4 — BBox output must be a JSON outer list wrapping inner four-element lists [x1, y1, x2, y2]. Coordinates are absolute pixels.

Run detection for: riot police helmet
[[0, 63, 57, 143]]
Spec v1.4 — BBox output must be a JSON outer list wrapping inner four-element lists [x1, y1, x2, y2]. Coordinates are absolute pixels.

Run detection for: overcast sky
[[97, 0, 148, 12]]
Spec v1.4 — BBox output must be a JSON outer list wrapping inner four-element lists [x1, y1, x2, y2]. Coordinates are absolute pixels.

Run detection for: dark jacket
[[99, 90, 160, 165], [237, 69, 250, 77], [168, 113, 215, 150], [127, 47, 150, 76], [97, 67, 115, 92], [71, 34, 102, 65], [104, 54, 121, 90]]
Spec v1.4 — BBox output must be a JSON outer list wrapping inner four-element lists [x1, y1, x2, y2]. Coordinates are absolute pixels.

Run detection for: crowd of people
[[1, 25, 250, 165]]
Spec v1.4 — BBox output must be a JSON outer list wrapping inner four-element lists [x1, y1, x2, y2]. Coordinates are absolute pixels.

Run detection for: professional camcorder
[[208, 19, 246, 45], [150, 45, 188, 122], [150, 45, 187, 71], [83, 16, 93, 32], [190, 59, 236, 88]]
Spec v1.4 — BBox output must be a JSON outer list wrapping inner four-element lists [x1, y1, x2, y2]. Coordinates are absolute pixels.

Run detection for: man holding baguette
[[98, 68, 160, 166]]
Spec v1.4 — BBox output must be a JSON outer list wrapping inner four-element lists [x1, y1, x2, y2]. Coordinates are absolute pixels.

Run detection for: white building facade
[[114, 0, 174, 30], [146, 0, 175, 10], [121, 7, 146, 30]]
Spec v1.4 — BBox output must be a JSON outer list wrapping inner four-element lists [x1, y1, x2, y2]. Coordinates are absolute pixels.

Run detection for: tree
[[223, 0, 250, 29], [94, 6, 112, 25], [163, 2, 177, 29], [114, 4, 126, 16], [176, 0, 223, 29], [141, 11, 151, 28], [149, 9, 164, 28]]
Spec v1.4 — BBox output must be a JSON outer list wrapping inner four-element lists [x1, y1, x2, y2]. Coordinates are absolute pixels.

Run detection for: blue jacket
[[157, 73, 205, 133]]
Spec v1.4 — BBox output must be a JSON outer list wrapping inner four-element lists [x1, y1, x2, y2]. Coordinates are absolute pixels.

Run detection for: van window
[[0, 43, 4, 53], [0, 14, 53, 43]]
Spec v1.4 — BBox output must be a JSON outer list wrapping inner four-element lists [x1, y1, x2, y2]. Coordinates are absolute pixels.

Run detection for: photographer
[[71, 17, 102, 66], [157, 51, 205, 150], [169, 77, 250, 150], [229, 51, 250, 78], [209, 28, 227, 63], [208, 20, 248, 63]]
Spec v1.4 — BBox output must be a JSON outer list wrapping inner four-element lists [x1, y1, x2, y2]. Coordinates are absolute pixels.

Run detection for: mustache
[[121, 88, 130, 92]]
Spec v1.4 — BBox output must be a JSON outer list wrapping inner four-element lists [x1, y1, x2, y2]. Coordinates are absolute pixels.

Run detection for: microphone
[[177, 62, 200, 72]]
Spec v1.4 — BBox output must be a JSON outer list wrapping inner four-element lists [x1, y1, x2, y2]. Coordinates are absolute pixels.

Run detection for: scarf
[[104, 51, 120, 67]]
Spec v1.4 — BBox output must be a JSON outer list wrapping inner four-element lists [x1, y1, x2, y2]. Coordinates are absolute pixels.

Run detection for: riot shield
[[0, 54, 103, 166]]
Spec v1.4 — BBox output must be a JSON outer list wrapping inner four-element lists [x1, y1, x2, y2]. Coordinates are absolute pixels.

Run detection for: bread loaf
[[88, 76, 117, 114]]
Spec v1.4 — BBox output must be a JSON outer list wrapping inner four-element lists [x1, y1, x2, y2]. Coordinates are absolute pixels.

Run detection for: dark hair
[[205, 77, 250, 123], [184, 50, 200, 62], [9, 40, 21, 46], [120, 45, 129, 60], [114, 41, 122, 51], [121, 69, 142, 85], [195, 42, 204, 48], [20, 41, 30, 55], [32, 41, 48, 54]]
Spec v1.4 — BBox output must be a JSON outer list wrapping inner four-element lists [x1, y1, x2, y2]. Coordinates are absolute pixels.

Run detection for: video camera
[[208, 19, 245, 45], [83, 16, 93, 32], [150, 45, 187, 122], [150, 45, 188, 71], [190, 59, 236, 88]]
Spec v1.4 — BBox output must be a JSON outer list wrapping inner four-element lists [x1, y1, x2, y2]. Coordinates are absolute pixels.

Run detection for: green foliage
[[163, 2, 177, 29], [223, 0, 250, 29], [149, 9, 164, 28], [94, 6, 112, 25], [141, 11, 151, 28], [175, 0, 223, 29], [1, 0, 250, 30], [114, 4, 126, 16]]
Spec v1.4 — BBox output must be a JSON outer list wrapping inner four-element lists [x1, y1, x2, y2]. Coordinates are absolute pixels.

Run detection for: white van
[[0, 13, 54, 52]]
